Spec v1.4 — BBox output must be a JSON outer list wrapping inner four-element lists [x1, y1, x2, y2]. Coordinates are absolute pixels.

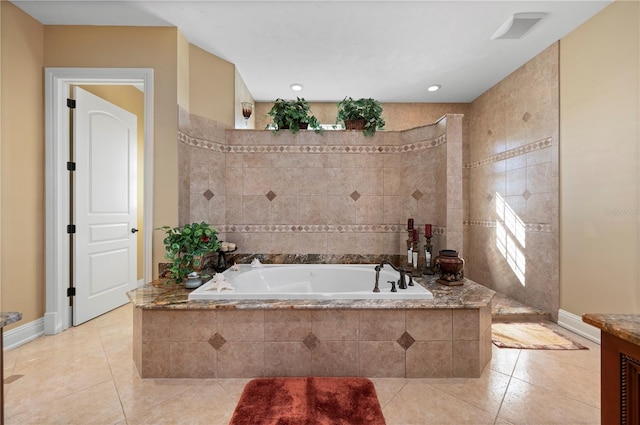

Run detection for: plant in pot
[[157, 222, 221, 285], [336, 97, 385, 137], [266, 97, 322, 134]]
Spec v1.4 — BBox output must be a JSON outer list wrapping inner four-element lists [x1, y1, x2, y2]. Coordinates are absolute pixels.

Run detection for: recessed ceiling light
[[290, 83, 303, 91], [427, 85, 441, 92]]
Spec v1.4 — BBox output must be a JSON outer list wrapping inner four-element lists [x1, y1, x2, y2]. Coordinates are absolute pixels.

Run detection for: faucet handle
[[387, 280, 397, 292]]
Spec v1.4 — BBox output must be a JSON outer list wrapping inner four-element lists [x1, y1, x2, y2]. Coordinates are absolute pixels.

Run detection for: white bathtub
[[188, 264, 433, 301]]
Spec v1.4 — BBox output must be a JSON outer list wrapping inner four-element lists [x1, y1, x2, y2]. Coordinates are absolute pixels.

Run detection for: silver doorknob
[[131, 228, 139, 233]]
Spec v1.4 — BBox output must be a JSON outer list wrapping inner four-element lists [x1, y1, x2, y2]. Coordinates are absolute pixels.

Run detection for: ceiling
[[13, 0, 611, 103]]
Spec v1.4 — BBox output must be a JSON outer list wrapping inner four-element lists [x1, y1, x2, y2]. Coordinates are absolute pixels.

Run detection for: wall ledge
[[558, 309, 600, 344]]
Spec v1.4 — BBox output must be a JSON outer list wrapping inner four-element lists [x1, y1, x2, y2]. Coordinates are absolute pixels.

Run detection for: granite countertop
[[1, 311, 22, 328], [127, 274, 495, 311], [583, 313, 640, 346]]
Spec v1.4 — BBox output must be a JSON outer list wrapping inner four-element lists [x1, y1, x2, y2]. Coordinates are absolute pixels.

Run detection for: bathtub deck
[[128, 275, 495, 379]]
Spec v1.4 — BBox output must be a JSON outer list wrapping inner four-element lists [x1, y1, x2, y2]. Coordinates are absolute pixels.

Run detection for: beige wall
[[560, 0, 640, 315], [256, 102, 469, 132], [188, 44, 235, 126], [0, 2, 44, 329], [44, 25, 180, 283], [77, 85, 145, 281], [466, 43, 560, 319]]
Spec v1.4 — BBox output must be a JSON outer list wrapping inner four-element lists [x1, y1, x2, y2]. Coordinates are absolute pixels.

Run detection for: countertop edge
[[127, 276, 495, 310], [1, 311, 22, 328], [583, 313, 640, 347]]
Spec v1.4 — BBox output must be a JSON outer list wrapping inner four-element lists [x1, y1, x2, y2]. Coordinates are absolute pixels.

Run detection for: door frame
[[44, 68, 154, 335]]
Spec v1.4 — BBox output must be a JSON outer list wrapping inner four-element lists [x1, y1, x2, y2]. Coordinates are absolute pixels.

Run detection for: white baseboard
[[558, 309, 601, 344], [3, 317, 45, 350], [137, 278, 144, 288]]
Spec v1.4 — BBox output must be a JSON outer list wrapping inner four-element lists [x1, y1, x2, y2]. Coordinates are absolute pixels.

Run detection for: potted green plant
[[336, 97, 385, 137], [266, 97, 322, 134], [157, 222, 221, 284]]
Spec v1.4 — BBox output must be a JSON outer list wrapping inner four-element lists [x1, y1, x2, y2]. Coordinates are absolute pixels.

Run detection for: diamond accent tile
[[203, 189, 214, 201], [486, 193, 493, 202], [350, 191, 361, 202], [396, 331, 415, 351], [265, 190, 277, 202], [303, 332, 319, 350], [412, 189, 423, 201], [487, 129, 493, 136], [522, 189, 532, 200], [208, 333, 226, 351], [522, 112, 531, 122]]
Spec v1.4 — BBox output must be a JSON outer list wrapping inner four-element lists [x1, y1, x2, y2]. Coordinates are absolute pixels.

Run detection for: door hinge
[[67, 161, 76, 171], [67, 98, 76, 109], [67, 224, 76, 234], [67, 287, 76, 297]]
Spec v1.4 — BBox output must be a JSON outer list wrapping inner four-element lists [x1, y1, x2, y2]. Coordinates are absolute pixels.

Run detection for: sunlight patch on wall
[[496, 192, 526, 285]]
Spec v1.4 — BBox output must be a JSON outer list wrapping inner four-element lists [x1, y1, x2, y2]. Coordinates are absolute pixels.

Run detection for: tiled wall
[[178, 112, 465, 262], [133, 306, 491, 378], [465, 43, 559, 319]]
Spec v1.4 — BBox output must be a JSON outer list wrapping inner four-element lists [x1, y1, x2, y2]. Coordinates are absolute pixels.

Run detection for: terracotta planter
[[344, 119, 367, 131]]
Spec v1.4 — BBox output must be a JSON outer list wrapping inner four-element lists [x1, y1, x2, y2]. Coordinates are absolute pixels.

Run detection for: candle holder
[[241, 102, 253, 128], [422, 235, 435, 275], [406, 228, 420, 277]]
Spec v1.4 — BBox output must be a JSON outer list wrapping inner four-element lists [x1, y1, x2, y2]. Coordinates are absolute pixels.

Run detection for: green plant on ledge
[[266, 97, 322, 134], [157, 222, 220, 283], [336, 97, 385, 137]]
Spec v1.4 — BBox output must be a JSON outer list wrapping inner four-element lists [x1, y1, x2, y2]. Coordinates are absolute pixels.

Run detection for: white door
[[73, 87, 138, 326]]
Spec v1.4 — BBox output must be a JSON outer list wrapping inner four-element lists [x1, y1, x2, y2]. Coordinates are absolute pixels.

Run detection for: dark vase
[[434, 249, 465, 286]]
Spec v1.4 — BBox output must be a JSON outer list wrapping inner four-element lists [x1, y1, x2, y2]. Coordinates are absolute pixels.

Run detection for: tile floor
[[3, 304, 601, 425]]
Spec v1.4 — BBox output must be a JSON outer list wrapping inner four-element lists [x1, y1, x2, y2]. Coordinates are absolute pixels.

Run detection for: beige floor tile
[[217, 378, 252, 402], [490, 345, 521, 376], [369, 378, 408, 408], [382, 381, 497, 424], [111, 365, 208, 418], [498, 377, 600, 425], [512, 350, 600, 408], [126, 381, 236, 425], [6, 355, 113, 417], [6, 380, 125, 425], [419, 367, 512, 415], [3, 347, 19, 374]]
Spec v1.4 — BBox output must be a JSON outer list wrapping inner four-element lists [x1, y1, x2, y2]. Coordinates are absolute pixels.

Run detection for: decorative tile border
[[214, 224, 446, 235], [178, 131, 446, 154], [465, 137, 553, 169], [463, 220, 551, 233], [178, 132, 226, 153]]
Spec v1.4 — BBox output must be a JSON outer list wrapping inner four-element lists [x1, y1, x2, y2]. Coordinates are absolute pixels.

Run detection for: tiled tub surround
[[178, 111, 464, 260], [464, 43, 559, 320], [129, 275, 493, 379]]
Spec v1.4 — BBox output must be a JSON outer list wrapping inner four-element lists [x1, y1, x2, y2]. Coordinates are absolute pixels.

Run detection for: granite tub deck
[[128, 276, 494, 379]]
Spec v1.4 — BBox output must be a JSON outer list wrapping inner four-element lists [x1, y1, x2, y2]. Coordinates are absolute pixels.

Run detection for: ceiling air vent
[[491, 12, 547, 40]]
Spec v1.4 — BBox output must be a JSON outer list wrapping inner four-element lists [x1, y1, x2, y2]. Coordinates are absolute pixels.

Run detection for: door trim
[[44, 68, 154, 334]]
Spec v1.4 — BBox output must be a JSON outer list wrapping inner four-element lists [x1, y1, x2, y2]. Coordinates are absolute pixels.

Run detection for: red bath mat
[[229, 376, 386, 425]]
